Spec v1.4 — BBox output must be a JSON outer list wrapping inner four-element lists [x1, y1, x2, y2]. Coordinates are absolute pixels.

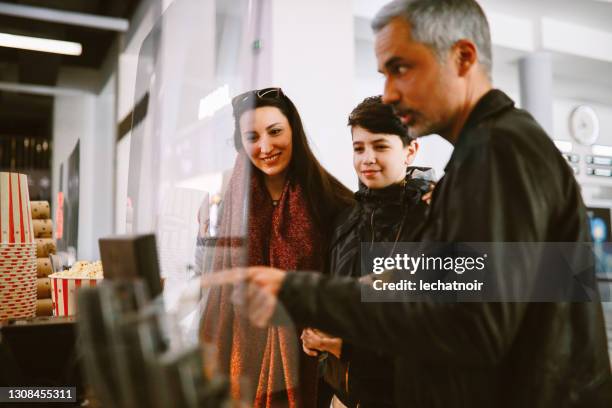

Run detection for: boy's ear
[[405, 140, 418, 165]]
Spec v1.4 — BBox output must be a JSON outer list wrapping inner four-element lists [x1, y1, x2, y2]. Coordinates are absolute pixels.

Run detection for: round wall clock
[[569, 105, 599, 146]]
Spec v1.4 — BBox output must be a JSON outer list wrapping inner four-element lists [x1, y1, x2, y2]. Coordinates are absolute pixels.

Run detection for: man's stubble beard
[[408, 118, 446, 139]]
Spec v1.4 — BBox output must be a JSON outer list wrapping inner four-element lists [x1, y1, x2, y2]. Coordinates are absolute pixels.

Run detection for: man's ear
[[405, 140, 418, 165], [452, 39, 478, 77]]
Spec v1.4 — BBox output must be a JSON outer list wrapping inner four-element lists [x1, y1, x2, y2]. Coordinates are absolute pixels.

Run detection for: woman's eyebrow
[[265, 123, 282, 131]]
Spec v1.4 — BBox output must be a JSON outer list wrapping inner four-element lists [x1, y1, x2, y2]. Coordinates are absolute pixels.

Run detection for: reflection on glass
[[122, 0, 355, 406], [198, 86, 355, 407]]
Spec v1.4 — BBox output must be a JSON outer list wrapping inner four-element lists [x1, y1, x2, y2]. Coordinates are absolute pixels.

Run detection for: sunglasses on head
[[231, 87, 283, 108]]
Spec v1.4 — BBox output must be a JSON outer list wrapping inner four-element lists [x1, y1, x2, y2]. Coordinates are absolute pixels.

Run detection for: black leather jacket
[[280, 90, 612, 407], [323, 170, 432, 408]]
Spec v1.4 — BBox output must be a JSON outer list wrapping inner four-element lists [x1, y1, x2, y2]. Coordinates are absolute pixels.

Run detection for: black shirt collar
[[444, 89, 515, 172]]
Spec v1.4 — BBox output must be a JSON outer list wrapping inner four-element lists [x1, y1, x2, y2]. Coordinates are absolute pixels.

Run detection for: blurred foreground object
[[72, 234, 230, 407]]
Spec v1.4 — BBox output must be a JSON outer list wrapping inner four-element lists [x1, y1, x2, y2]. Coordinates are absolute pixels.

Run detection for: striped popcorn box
[[0, 172, 37, 320], [50, 276, 101, 316], [0, 172, 34, 245]]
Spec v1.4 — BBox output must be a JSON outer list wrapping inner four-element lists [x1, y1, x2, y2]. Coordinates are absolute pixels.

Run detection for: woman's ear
[[405, 140, 418, 166]]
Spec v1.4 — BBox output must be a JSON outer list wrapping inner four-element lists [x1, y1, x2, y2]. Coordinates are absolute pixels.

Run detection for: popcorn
[[50, 260, 104, 279]]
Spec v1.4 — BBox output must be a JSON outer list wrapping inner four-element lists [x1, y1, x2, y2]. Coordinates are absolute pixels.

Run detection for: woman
[[301, 96, 434, 408], [200, 88, 353, 408]]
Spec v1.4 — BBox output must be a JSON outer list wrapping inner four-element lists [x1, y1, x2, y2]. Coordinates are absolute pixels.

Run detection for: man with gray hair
[[214, 0, 612, 406], [371, 0, 493, 143]]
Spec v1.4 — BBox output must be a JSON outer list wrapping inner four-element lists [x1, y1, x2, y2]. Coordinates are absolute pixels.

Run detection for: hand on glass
[[301, 328, 342, 359], [246, 266, 287, 327], [201, 266, 287, 328]]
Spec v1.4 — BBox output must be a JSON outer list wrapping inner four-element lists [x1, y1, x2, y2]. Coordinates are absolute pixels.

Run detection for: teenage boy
[[302, 96, 433, 408]]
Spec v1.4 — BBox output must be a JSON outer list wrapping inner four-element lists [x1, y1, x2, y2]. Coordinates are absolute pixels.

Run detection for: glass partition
[[120, 0, 305, 406]]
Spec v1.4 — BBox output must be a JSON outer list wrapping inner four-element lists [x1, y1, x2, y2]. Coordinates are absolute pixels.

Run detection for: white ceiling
[[354, 0, 612, 32], [352, 0, 612, 105], [480, 0, 612, 33]]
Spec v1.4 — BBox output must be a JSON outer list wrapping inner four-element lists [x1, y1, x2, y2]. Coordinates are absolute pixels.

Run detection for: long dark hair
[[232, 88, 354, 238]]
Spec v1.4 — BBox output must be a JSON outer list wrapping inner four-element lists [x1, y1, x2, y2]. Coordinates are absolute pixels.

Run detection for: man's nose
[[382, 77, 400, 105]]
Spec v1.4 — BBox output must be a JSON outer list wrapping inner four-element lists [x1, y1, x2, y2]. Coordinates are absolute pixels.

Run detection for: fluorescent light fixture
[[198, 85, 230, 120], [0, 32, 82, 56], [553, 140, 573, 153], [592, 145, 612, 157]]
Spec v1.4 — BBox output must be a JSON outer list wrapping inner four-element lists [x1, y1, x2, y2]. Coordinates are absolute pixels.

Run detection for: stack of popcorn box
[[30, 200, 56, 316], [0, 172, 37, 320]]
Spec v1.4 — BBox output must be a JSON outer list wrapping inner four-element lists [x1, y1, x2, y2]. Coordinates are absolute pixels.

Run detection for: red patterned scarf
[[201, 153, 322, 407]]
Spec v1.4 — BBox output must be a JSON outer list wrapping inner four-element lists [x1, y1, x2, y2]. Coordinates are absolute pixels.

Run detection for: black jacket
[[324, 171, 431, 407], [280, 90, 612, 407]]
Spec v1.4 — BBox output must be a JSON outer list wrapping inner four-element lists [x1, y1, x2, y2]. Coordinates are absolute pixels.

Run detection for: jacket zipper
[[345, 360, 350, 396], [369, 207, 376, 251]]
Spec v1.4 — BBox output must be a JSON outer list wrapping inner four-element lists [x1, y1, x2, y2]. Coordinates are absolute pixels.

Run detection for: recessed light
[[0, 32, 82, 56]]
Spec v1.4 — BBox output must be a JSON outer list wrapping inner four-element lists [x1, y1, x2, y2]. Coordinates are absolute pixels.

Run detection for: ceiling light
[[0, 32, 82, 56]]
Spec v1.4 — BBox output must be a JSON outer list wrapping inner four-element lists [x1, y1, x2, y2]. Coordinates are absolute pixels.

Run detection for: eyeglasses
[[231, 87, 283, 109]]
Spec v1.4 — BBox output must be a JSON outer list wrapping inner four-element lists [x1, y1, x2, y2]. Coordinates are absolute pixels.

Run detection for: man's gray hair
[[372, 0, 492, 78]]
